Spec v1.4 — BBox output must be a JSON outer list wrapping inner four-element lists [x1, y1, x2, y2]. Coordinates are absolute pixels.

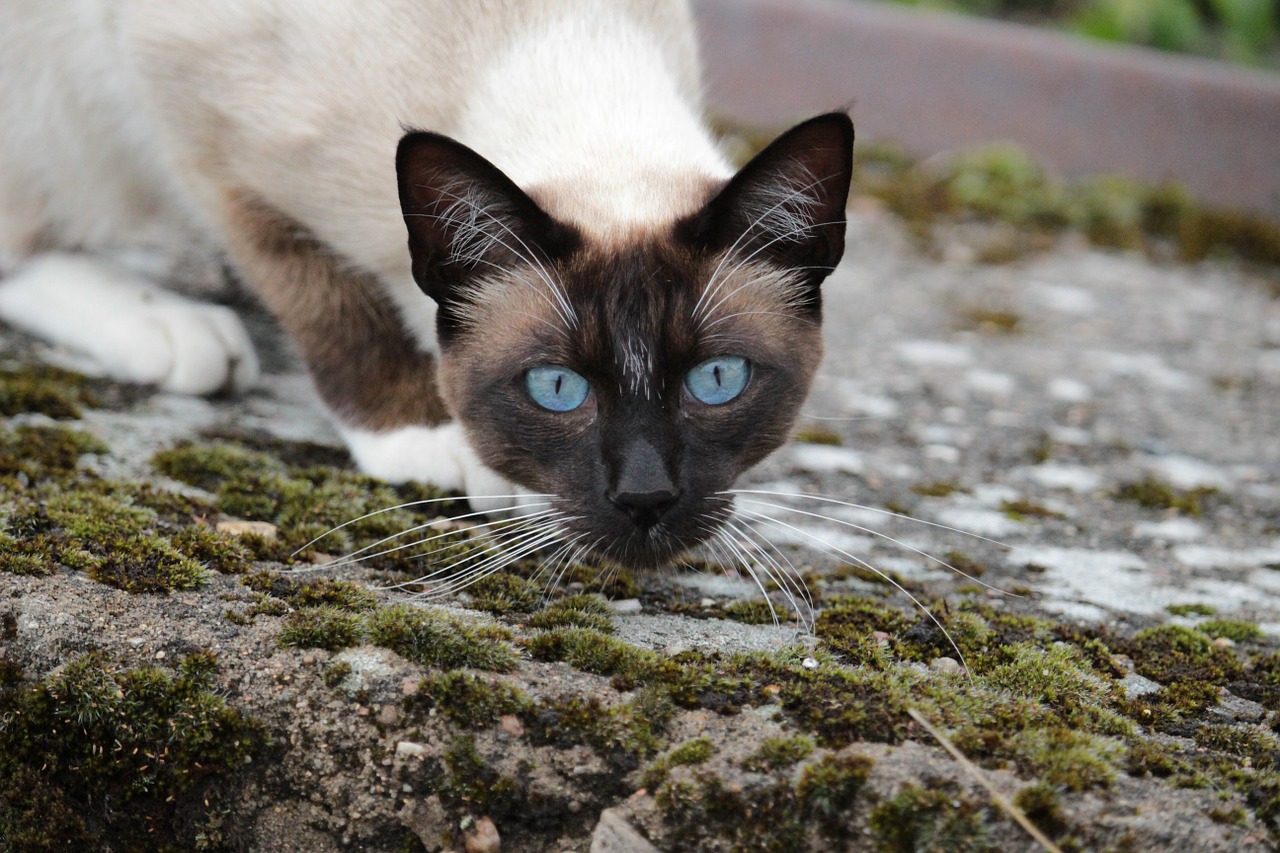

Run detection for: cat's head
[[397, 113, 853, 569]]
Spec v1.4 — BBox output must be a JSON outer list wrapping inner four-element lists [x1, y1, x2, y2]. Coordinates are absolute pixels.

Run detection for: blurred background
[[692, 0, 1280, 273]]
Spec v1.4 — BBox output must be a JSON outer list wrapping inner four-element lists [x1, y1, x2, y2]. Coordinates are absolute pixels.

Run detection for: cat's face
[[398, 114, 853, 569]]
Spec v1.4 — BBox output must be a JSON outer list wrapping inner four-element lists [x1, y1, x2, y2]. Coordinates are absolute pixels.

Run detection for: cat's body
[[0, 0, 853, 569]]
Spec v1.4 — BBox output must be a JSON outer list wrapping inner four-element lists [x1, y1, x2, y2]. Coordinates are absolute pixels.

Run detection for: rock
[[400, 796, 448, 851], [216, 520, 279, 540], [395, 741, 426, 759], [929, 656, 962, 674], [464, 816, 501, 853], [590, 808, 660, 853]]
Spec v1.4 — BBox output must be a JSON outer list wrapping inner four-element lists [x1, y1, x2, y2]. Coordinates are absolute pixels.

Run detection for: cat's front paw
[[115, 302, 260, 395], [0, 254, 259, 395], [338, 422, 528, 513]]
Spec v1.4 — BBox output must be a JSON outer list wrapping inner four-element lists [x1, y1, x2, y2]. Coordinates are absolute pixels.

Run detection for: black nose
[[610, 437, 680, 528], [611, 487, 681, 528]]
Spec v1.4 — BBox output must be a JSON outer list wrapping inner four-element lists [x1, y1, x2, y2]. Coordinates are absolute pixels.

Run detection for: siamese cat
[[0, 0, 853, 571]]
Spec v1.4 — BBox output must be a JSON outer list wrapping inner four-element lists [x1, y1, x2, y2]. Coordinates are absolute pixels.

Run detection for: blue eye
[[685, 356, 750, 405], [525, 365, 590, 412]]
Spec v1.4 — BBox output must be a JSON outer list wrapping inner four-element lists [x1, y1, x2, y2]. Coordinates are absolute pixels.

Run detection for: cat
[[0, 0, 853, 572]]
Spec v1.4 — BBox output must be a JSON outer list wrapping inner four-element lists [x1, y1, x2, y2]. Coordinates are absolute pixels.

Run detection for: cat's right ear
[[396, 132, 576, 307]]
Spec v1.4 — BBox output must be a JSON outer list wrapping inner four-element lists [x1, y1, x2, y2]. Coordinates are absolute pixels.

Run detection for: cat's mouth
[[561, 493, 734, 571]]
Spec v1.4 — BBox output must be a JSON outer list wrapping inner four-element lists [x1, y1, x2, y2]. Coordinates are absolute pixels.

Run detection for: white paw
[[0, 254, 259, 395], [339, 421, 534, 513]]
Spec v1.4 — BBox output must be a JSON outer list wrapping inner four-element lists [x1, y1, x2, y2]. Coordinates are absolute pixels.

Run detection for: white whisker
[[738, 506, 971, 676]]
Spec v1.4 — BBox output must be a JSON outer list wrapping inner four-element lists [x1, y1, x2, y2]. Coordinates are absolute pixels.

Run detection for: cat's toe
[[147, 303, 260, 395]]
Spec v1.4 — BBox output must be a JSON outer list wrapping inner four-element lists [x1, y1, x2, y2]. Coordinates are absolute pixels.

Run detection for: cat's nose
[[610, 437, 681, 528], [611, 486, 682, 528]]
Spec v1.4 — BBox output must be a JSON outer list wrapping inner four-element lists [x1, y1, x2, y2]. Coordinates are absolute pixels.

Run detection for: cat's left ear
[[685, 112, 854, 301], [397, 132, 576, 309]]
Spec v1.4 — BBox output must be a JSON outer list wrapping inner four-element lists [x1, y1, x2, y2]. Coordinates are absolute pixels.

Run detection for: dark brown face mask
[[398, 113, 854, 568]]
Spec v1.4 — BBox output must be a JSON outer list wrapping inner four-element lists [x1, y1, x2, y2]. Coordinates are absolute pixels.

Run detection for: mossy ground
[[1, 348, 1276, 850]]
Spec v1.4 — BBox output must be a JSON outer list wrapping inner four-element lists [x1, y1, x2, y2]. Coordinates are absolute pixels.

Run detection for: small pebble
[[401, 677, 420, 697], [377, 705, 399, 726], [395, 741, 426, 759], [464, 816, 501, 853], [801, 657, 819, 670], [609, 598, 642, 615], [871, 631, 891, 647], [1213, 637, 1237, 650], [500, 715, 525, 737], [930, 657, 963, 675], [216, 520, 279, 540]]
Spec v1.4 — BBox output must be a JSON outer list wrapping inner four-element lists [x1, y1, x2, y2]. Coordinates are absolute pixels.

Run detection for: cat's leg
[[0, 253, 259, 394], [339, 422, 521, 513], [216, 192, 520, 508]]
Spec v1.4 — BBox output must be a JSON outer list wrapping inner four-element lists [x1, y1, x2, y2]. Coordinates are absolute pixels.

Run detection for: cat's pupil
[[713, 366, 722, 386], [554, 375, 563, 395]]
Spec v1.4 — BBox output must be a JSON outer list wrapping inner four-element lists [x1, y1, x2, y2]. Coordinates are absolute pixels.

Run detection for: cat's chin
[[581, 526, 706, 572]]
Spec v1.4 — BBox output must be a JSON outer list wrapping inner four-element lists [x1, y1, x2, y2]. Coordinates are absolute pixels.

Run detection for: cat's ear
[[685, 112, 853, 302], [397, 132, 576, 306]]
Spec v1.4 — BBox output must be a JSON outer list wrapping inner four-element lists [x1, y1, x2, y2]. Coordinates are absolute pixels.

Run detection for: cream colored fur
[[0, 0, 732, 491]]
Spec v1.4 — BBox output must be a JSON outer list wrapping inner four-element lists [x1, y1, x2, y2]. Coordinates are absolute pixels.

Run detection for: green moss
[[86, 535, 209, 593], [321, 660, 354, 688], [1013, 781, 1067, 838], [1126, 624, 1244, 685], [527, 594, 615, 632], [868, 783, 995, 853], [912, 481, 966, 498], [1195, 724, 1280, 769], [0, 652, 264, 851], [242, 570, 378, 611], [0, 424, 109, 484], [1168, 603, 1217, 617], [643, 737, 715, 788], [1008, 726, 1123, 791], [1120, 680, 1222, 733], [414, 671, 531, 728], [1114, 478, 1218, 516], [1198, 618, 1263, 643], [152, 440, 454, 564], [428, 735, 521, 818], [525, 626, 652, 677], [366, 604, 519, 672], [468, 572, 541, 615], [169, 525, 252, 574], [793, 426, 843, 446], [278, 606, 365, 651], [524, 687, 674, 770], [743, 735, 816, 773], [1000, 498, 1065, 522], [723, 598, 779, 625], [0, 534, 58, 576], [0, 366, 96, 420], [797, 753, 875, 836], [556, 562, 641, 599]]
